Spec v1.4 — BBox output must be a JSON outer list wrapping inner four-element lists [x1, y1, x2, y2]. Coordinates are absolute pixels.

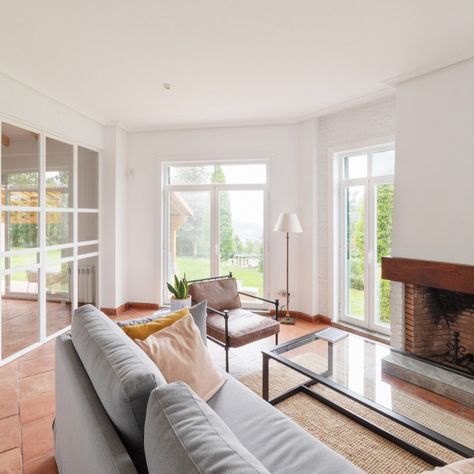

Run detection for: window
[[0, 121, 100, 364], [338, 145, 394, 334], [164, 163, 267, 307]]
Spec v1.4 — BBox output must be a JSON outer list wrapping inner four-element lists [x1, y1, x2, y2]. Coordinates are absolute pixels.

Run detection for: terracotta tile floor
[[0, 308, 471, 473]]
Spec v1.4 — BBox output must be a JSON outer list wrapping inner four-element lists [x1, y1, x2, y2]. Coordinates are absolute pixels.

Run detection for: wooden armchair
[[188, 273, 280, 372]]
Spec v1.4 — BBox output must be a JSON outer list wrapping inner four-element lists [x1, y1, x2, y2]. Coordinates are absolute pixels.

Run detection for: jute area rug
[[238, 353, 473, 474]]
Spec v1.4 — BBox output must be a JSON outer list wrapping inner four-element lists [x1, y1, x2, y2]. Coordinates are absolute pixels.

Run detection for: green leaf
[[167, 282, 178, 299], [178, 280, 185, 299]]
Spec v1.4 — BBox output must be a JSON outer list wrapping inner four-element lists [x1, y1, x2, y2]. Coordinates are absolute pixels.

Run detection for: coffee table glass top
[[269, 330, 474, 451]]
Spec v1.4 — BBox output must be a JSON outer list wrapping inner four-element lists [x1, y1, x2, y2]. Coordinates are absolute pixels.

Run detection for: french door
[[164, 163, 267, 308], [339, 147, 394, 334]]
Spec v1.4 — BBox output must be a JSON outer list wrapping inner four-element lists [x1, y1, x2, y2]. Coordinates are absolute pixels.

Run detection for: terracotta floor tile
[[19, 371, 55, 400], [0, 416, 20, 454], [19, 355, 55, 379], [21, 341, 55, 361], [21, 415, 54, 464], [0, 368, 18, 420], [0, 448, 22, 474], [23, 453, 58, 474], [20, 391, 55, 425]]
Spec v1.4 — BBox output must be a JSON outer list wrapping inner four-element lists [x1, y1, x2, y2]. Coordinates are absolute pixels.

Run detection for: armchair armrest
[[237, 293, 280, 321]]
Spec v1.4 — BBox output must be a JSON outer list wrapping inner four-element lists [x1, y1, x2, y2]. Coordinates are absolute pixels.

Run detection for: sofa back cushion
[[189, 278, 241, 311], [144, 382, 270, 474], [71, 304, 166, 473]]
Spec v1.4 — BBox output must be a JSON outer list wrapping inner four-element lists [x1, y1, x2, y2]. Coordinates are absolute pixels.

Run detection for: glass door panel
[[1, 269, 40, 359], [218, 190, 264, 305], [78, 147, 99, 209], [169, 191, 211, 283], [46, 138, 74, 208], [46, 261, 73, 336], [1, 123, 40, 208], [344, 186, 365, 320], [374, 183, 394, 327]]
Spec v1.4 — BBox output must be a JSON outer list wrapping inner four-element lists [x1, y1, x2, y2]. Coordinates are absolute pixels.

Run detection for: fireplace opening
[[404, 284, 474, 377]]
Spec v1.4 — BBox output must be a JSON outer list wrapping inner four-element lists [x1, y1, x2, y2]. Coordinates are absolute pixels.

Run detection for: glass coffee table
[[262, 328, 474, 467]]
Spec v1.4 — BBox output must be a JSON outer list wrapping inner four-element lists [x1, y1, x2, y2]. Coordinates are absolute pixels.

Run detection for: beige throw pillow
[[135, 315, 226, 401]]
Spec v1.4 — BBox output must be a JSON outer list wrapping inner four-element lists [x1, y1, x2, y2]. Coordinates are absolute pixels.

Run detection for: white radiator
[[78, 266, 95, 304]]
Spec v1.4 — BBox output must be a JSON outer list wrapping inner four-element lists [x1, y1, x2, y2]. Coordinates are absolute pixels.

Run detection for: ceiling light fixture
[[162, 83, 171, 90]]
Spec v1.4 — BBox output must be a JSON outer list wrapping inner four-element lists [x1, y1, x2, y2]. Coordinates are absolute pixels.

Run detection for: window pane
[[78, 213, 98, 241], [47, 247, 73, 262], [219, 190, 264, 303], [373, 150, 395, 176], [47, 261, 73, 336], [78, 244, 99, 255], [345, 186, 365, 319], [1, 211, 39, 250], [168, 166, 214, 185], [217, 164, 266, 184], [78, 146, 98, 208], [344, 155, 367, 179], [375, 184, 394, 325], [78, 256, 97, 305], [1, 123, 39, 208], [169, 191, 211, 283], [169, 164, 266, 185], [46, 212, 73, 246], [46, 138, 74, 208], [4, 253, 39, 269], [1, 269, 40, 358]]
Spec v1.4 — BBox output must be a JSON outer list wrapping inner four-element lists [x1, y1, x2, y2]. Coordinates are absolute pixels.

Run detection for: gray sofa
[[54, 305, 361, 473]]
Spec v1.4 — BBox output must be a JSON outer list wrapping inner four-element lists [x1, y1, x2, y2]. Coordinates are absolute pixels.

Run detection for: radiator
[[78, 266, 95, 304]]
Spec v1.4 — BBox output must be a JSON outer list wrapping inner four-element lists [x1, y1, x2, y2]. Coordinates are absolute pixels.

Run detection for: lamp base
[[280, 315, 296, 325]]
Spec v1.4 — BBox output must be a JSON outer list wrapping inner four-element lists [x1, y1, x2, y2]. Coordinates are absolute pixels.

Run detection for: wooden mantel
[[381, 257, 474, 295]]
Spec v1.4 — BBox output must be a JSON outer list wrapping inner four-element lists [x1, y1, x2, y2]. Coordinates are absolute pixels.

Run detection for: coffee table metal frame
[[262, 331, 474, 467]]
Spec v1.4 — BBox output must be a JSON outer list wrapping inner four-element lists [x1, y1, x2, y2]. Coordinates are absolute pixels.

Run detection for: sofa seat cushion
[[145, 382, 270, 474], [207, 308, 279, 348], [71, 305, 166, 473], [207, 375, 362, 474]]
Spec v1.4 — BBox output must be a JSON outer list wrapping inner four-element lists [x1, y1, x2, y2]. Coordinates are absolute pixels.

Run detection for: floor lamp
[[274, 213, 302, 325]]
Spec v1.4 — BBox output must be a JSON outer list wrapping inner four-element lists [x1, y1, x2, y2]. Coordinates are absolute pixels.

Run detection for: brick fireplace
[[382, 257, 474, 376]]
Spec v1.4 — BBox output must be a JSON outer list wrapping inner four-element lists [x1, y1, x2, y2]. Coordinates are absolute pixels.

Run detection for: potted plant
[[167, 274, 191, 311]]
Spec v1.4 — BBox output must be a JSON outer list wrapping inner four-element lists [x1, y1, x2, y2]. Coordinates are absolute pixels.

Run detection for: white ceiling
[[1, 0, 474, 130]]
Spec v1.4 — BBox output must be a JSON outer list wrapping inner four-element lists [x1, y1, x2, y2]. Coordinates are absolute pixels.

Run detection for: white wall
[[317, 97, 396, 317], [392, 58, 474, 264], [297, 119, 319, 314], [0, 72, 103, 149], [126, 124, 310, 310], [100, 126, 128, 308]]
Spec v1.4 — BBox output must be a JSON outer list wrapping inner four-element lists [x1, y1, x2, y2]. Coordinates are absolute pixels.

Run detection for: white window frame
[[337, 143, 394, 335], [162, 160, 269, 310], [0, 118, 101, 366]]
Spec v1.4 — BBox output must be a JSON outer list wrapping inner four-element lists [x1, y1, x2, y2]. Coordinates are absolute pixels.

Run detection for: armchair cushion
[[207, 308, 279, 348], [189, 277, 241, 311]]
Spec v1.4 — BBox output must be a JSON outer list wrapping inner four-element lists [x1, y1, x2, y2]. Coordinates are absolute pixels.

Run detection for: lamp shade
[[273, 213, 302, 233]]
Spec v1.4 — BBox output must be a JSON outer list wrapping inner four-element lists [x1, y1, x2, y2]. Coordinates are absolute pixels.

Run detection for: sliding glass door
[[339, 147, 394, 334], [164, 163, 267, 307], [0, 121, 100, 364]]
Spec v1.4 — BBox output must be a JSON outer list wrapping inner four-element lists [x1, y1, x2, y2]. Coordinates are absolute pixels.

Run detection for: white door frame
[[335, 142, 394, 335], [162, 161, 269, 309], [0, 116, 101, 366]]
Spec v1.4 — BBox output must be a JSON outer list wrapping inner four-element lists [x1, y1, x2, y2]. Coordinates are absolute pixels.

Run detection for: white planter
[[170, 296, 192, 312]]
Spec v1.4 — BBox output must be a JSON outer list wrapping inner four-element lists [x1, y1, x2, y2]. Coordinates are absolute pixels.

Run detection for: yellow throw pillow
[[121, 308, 189, 340]]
